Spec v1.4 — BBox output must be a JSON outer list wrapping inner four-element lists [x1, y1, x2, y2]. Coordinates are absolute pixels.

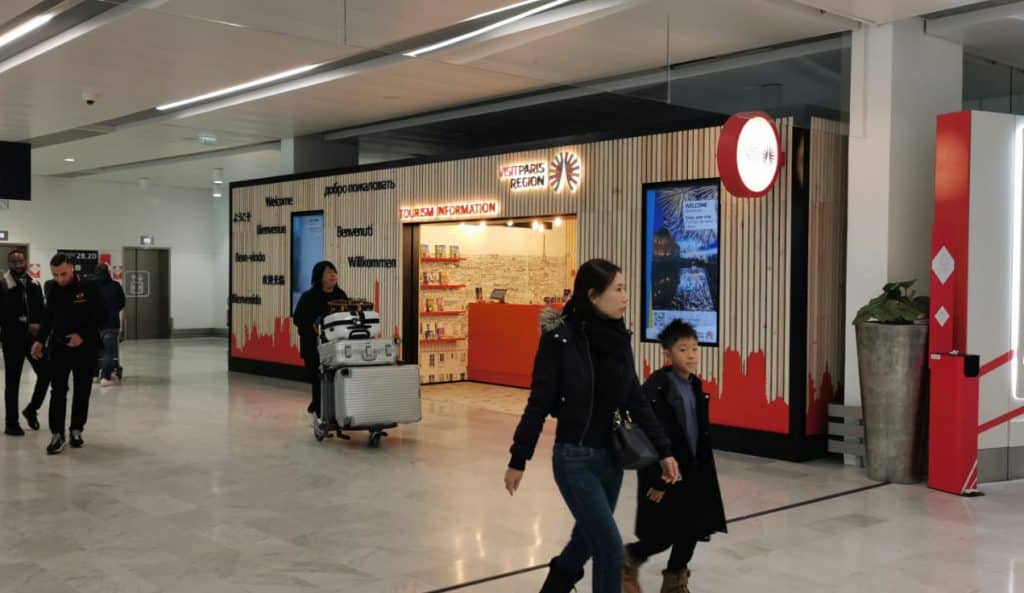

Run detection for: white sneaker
[[100, 379, 115, 387]]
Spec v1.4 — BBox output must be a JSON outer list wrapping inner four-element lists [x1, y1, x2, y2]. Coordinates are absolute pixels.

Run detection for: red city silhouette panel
[[647, 349, 789, 434], [231, 317, 303, 366], [806, 366, 835, 435], [232, 280, 386, 366], [707, 350, 789, 434]]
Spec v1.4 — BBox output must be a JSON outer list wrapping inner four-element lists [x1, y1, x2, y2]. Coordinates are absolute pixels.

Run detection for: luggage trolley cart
[[314, 302, 421, 448]]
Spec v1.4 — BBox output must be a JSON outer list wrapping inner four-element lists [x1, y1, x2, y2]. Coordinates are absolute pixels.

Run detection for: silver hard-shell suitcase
[[321, 364, 421, 437], [318, 338, 398, 368]]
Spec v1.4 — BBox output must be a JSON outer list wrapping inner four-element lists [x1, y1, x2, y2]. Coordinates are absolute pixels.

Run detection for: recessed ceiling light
[[63, 157, 76, 163], [0, 13, 54, 49], [213, 168, 224, 184], [212, 191, 223, 198], [157, 63, 320, 111]]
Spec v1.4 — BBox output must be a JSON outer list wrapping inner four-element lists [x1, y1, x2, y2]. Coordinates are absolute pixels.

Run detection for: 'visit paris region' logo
[[549, 151, 581, 193]]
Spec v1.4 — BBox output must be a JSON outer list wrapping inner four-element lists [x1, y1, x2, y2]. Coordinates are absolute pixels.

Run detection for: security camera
[[83, 91, 98, 106]]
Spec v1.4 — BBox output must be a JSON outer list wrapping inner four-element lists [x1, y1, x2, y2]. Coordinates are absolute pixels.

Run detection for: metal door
[[123, 247, 171, 339]]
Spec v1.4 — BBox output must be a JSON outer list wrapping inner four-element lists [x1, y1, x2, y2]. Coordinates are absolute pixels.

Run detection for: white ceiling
[[0, 0, 984, 189], [70, 146, 284, 190], [925, 2, 1024, 70], [0, 1, 45, 22], [791, 0, 987, 24]]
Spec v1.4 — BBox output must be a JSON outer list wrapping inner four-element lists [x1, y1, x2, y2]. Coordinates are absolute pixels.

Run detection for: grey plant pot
[[855, 322, 929, 484]]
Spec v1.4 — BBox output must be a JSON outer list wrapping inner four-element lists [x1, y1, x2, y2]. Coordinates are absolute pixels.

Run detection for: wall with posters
[[1, 176, 226, 331], [231, 118, 848, 460]]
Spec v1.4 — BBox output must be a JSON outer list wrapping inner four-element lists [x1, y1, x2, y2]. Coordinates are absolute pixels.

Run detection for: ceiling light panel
[[157, 63, 321, 111]]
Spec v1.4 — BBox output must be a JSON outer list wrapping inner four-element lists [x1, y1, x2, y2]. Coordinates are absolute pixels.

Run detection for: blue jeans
[[98, 330, 120, 380], [552, 443, 625, 593]]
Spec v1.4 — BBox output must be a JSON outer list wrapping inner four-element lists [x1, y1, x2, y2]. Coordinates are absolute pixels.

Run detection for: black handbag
[[610, 410, 659, 469]]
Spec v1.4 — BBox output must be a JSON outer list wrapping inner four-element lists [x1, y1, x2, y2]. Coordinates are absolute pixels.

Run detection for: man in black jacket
[[31, 254, 105, 455], [94, 264, 126, 386], [2, 248, 49, 436]]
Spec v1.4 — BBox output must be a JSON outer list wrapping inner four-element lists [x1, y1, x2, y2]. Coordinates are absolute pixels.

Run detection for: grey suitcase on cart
[[324, 364, 421, 428], [318, 338, 398, 368]]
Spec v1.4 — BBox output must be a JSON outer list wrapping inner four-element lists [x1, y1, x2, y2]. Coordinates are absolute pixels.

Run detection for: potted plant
[[853, 281, 929, 484]]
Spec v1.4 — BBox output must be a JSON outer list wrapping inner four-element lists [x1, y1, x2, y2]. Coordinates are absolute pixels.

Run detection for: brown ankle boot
[[622, 546, 645, 593], [659, 568, 691, 593]]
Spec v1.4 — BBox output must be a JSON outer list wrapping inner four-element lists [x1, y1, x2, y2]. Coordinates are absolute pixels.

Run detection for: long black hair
[[311, 260, 338, 288], [563, 258, 622, 319]]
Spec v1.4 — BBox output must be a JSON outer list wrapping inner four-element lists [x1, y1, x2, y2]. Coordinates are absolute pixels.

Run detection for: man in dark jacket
[[1, 248, 50, 435], [623, 320, 726, 593], [94, 264, 126, 386], [31, 254, 105, 455]]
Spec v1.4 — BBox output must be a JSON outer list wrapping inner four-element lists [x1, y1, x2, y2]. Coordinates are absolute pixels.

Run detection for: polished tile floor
[[0, 339, 1021, 593]]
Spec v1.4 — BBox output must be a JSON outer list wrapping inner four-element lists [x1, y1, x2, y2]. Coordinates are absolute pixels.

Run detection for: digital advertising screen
[[642, 180, 721, 346], [291, 212, 324, 314]]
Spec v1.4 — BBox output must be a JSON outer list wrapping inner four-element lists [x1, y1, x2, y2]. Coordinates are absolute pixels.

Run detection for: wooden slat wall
[[232, 182, 298, 353], [232, 119, 817, 412], [564, 217, 579, 288], [806, 117, 849, 433]]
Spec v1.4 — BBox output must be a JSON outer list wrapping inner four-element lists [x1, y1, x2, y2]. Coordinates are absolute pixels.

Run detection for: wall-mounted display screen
[[291, 212, 324, 314], [642, 180, 721, 346]]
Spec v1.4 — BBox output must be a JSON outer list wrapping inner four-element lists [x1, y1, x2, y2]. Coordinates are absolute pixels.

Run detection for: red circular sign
[[717, 111, 784, 198]]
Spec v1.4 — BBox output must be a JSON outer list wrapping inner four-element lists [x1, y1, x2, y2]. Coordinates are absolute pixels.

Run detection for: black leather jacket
[[1, 271, 45, 342], [509, 309, 672, 470]]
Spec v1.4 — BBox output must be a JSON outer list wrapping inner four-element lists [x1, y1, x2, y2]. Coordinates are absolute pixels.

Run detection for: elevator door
[[0, 243, 29, 275], [123, 247, 171, 339]]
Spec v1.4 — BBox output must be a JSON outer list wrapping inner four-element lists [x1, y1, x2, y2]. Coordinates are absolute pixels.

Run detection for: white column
[[844, 21, 963, 434]]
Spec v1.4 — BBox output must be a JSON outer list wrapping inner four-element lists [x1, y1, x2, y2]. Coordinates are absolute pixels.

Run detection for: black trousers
[[303, 352, 320, 414], [628, 538, 698, 571], [2, 336, 50, 425], [48, 347, 97, 435]]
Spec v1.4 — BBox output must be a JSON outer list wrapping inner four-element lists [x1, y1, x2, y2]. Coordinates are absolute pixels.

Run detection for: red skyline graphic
[[707, 350, 789, 434], [806, 366, 835, 435], [231, 317, 303, 366], [232, 281, 386, 366], [645, 349, 789, 434]]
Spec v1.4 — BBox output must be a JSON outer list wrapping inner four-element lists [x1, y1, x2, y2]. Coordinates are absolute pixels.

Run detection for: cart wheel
[[368, 431, 382, 448]]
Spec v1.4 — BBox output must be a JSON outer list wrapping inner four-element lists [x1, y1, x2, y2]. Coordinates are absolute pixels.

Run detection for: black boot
[[539, 557, 584, 593]]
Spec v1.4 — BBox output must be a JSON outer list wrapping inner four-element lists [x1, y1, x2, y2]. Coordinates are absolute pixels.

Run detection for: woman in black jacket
[[623, 321, 726, 593], [292, 261, 347, 417], [504, 259, 681, 593]]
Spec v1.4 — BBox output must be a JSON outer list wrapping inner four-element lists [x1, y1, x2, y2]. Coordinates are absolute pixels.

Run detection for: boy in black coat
[[623, 321, 727, 593]]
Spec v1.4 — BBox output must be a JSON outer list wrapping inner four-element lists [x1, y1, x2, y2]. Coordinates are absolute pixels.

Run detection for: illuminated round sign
[[717, 112, 783, 198]]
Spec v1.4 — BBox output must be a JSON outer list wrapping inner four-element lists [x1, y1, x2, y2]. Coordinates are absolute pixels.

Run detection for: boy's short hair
[[50, 253, 71, 267], [658, 320, 699, 350]]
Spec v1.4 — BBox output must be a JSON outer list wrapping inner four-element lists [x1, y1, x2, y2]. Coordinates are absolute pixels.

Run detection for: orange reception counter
[[467, 302, 558, 388]]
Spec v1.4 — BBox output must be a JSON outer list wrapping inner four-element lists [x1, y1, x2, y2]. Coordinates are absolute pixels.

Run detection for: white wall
[[0, 176, 227, 330], [844, 21, 962, 411]]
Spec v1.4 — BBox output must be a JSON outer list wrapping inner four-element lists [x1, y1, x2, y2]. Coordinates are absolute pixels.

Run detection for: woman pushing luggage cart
[[313, 300, 421, 447]]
